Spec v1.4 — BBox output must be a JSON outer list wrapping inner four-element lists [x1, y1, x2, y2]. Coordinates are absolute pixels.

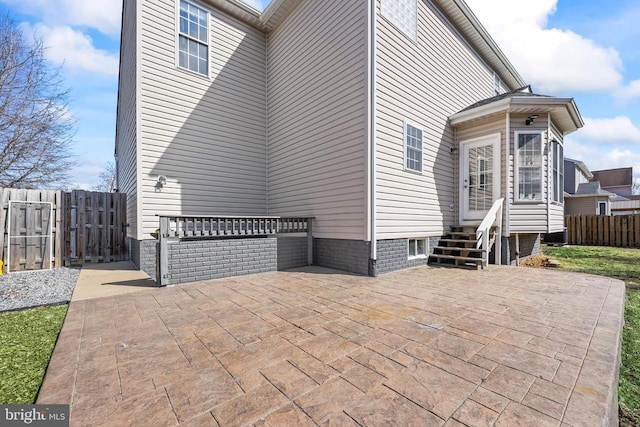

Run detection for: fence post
[[307, 218, 313, 265], [158, 216, 170, 287]]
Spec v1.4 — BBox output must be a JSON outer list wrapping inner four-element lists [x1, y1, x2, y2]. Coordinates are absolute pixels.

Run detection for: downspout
[[368, 0, 378, 276], [546, 113, 551, 234], [504, 112, 510, 265], [265, 32, 269, 215]]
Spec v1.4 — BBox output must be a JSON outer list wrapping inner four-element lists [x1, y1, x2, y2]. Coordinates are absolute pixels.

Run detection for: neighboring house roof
[[567, 182, 616, 199], [612, 195, 630, 202], [564, 157, 593, 180], [590, 167, 633, 188], [449, 86, 584, 134], [204, 0, 525, 90]]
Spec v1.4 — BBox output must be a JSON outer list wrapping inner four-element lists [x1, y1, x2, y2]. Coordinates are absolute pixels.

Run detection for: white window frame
[[598, 201, 607, 216], [408, 238, 428, 259], [404, 120, 423, 173], [176, 0, 210, 77], [551, 139, 564, 204], [514, 131, 544, 202]]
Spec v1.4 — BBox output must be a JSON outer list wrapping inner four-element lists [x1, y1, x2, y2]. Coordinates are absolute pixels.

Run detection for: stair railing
[[475, 198, 504, 267]]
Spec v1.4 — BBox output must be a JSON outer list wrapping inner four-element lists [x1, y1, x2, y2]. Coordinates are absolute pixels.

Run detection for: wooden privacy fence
[[565, 214, 640, 248], [0, 188, 127, 272]]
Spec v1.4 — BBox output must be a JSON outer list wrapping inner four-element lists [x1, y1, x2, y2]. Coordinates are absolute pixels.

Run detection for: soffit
[[201, 0, 301, 32]]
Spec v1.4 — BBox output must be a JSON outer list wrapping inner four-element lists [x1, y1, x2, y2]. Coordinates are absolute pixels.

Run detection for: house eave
[[450, 96, 584, 135], [260, 0, 302, 32], [198, 0, 302, 33], [201, 0, 264, 28]]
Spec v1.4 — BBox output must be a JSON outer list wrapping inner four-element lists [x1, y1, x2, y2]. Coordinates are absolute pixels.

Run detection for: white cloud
[[579, 117, 640, 142], [69, 145, 113, 190], [2, 0, 122, 36], [616, 80, 640, 104], [465, 0, 623, 93], [30, 24, 119, 75]]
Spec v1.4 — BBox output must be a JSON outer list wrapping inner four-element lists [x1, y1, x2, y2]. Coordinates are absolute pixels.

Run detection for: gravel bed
[[0, 267, 81, 312]]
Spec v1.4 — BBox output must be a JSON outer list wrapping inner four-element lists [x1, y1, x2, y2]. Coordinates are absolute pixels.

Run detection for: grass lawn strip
[[543, 245, 640, 427], [0, 305, 68, 404]]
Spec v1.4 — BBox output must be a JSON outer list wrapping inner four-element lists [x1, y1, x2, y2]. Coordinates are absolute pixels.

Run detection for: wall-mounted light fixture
[[155, 175, 167, 192], [525, 114, 538, 126], [450, 146, 458, 154]]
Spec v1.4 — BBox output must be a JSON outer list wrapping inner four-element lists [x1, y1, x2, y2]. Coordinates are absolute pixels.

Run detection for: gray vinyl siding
[[509, 114, 549, 233], [137, 0, 267, 238], [267, 0, 368, 240], [375, 0, 496, 239], [116, 0, 138, 239]]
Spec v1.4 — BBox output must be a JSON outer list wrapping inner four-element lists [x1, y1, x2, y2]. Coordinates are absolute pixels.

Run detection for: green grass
[[0, 305, 68, 404], [543, 245, 640, 426]]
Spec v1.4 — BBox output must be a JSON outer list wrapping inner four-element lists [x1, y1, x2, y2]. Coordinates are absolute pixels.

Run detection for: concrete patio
[[38, 265, 625, 426]]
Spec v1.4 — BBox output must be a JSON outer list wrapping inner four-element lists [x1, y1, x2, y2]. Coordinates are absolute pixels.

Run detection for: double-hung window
[[178, 0, 209, 76], [405, 121, 423, 173], [515, 132, 543, 201], [551, 138, 564, 203]]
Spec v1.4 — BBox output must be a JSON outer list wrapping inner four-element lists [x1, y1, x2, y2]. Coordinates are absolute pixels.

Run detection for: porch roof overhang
[[449, 95, 585, 135]]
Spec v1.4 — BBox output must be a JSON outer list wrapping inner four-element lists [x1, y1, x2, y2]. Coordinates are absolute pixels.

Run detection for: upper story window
[[381, 0, 418, 41], [405, 121, 423, 173], [178, 0, 209, 76], [551, 139, 564, 203], [515, 132, 543, 201]]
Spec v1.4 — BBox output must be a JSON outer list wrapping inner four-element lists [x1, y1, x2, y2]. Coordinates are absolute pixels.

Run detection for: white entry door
[[461, 134, 501, 221]]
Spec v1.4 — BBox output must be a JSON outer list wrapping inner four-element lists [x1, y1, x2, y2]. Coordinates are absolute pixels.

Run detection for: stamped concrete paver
[[38, 265, 625, 426]]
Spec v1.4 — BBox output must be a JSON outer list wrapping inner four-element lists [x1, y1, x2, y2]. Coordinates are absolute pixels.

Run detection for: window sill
[[176, 65, 211, 80], [404, 168, 423, 175], [515, 199, 544, 204], [408, 254, 428, 260]]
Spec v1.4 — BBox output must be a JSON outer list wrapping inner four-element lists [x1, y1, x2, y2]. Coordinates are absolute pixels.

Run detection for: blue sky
[[0, 0, 638, 190]]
